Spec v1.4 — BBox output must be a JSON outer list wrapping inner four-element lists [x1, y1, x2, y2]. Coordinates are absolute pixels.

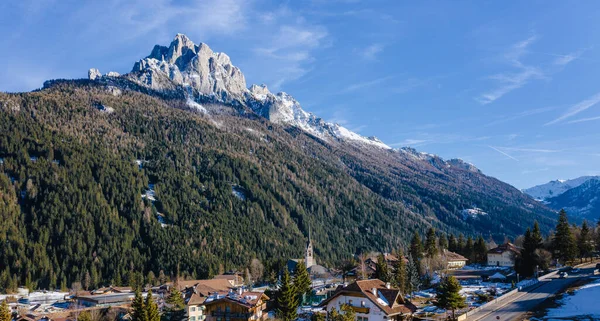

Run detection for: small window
[[225, 307, 231, 313], [191, 307, 196, 312], [361, 301, 366, 307], [363, 318, 368, 321], [348, 300, 353, 305], [190, 317, 196, 321]]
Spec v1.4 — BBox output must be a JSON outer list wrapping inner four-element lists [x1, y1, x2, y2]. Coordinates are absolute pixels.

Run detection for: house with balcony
[[487, 242, 520, 267], [203, 291, 269, 321], [320, 279, 416, 321], [182, 279, 234, 321]]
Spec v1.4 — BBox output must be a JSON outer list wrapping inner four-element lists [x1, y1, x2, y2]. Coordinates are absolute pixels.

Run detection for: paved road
[[467, 262, 598, 321]]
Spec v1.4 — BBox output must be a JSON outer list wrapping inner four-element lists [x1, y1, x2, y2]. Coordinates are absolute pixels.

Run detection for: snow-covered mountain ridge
[[523, 176, 600, 201], [90, 34, 390, 149]]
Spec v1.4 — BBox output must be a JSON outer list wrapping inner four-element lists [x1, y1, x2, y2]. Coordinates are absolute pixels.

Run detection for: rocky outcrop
[[88, 68, 102, 80]]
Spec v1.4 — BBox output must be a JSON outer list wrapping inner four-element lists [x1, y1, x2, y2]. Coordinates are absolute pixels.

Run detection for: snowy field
[[544, 278, 600, 320]]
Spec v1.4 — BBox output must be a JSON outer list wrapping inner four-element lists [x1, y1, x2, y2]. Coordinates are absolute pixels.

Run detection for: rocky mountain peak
[[100, 34, 393, 149]]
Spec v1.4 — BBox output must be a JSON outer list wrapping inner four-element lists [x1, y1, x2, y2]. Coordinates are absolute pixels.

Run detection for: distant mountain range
[[524, 176, 600, 222]]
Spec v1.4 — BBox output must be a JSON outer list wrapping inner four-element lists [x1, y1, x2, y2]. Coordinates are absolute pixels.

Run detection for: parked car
[[559, 272, 568, 279], [571, 268, 580, 274], [596, 263, 600, 270]]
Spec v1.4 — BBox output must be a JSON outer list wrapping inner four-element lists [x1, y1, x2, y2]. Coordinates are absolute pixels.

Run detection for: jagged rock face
[[88, 68, 102, 80], [130, 34, 247, 102]]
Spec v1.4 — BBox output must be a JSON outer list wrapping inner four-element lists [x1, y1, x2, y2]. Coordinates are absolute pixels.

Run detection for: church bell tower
[[305, 228, 315, 268]]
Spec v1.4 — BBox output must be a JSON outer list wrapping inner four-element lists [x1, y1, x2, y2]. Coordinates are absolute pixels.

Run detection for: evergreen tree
[[374, 253, 390, 282], [439, 234, 448, 251], [464, 237, 474, 261], [131, 289, 146, 321], [409, 232, 424, 277], [435, 276, 466, 320], [406, 256, 421, 295], [277, 270, 298, 321], [293, 261, 311, 304], [164, 288, 185, 321], [145, 290, 160, 321], [392, 250, 407, 293], [448, 234, 457, 253], [425, 228, 438, 258], [532, 221, 543, 248], [474, 236, 487, 264], [577, 220, 593, 262], [457, 234, 466, 255], [552, 210, 577, 264], [329, 304, 356, 321], [0, 300, 11, 321], [518, 228, 536, 277]]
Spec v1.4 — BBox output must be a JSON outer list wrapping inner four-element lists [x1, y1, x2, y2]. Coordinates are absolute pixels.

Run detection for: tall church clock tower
[[305, 228, 315, 268]]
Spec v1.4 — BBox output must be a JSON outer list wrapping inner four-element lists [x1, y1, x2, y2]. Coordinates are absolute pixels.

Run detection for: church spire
[[305, 226, 314, 268]]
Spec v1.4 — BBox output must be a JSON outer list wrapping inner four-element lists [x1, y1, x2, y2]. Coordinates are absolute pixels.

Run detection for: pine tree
[[375, 253, 390, 282], [553, 210, 577, 264], [329, 304, 356, 321], [165, 288, 185, 321], [435, 276, 466, 320], [448, 234, 457, 253], [425, 228, 437, 258], [464, 237, 474, 261], [577, 220, 593, 262], [145, 290, 160, 321], [131, 289, 146, 321], [532, 221, 543, 248], [410, 232, 424, 261], [293, 261, 311, 304], [457, 234, 466, 255], [406, 256, 421, 295], [0, 300, 11, 321], [518, 228, 535, 277], [474, 236, 487, 264], [277, 270, 299, 321], [392, 250, 407, 293], [439, 234, 448, 251]]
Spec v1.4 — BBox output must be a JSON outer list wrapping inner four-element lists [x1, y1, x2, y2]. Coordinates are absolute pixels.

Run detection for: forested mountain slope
[[0, 79, 555, 290]]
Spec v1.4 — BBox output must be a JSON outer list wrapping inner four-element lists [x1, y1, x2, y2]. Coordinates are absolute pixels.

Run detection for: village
[[3, 226, 586, 321]]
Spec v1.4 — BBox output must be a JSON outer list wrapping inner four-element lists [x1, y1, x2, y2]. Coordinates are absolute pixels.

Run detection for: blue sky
[[2, 0, 600, 189]]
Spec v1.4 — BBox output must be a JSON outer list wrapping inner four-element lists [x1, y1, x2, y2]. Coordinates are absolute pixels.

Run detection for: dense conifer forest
[[0, 80, 556, 291]]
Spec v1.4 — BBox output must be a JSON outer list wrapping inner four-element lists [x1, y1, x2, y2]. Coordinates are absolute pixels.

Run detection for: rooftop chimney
[[371, 288, 377, 296], [386, 282, 391, 289]]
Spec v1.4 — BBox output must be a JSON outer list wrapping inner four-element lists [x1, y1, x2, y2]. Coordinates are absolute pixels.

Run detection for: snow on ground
[[461, 208, 488, 220], [545, 278, 600, 319], [142, 184, 156, 201], [232, 185, 247, 200], [187, 98, 207, 113]]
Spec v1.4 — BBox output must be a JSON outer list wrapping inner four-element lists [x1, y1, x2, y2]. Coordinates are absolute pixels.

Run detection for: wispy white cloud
[[251, 11, 328, 90], [488, 146, 519, 161], [485, 106, 556, 127], [477, 35, 545, 104], [567, 115, 600, 124], [497, 147, 561, 153], [553, 51, 583, 66], [339, 75, 395, 93], [359, 43, 385, 60], [545, 91, 600, 125]]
